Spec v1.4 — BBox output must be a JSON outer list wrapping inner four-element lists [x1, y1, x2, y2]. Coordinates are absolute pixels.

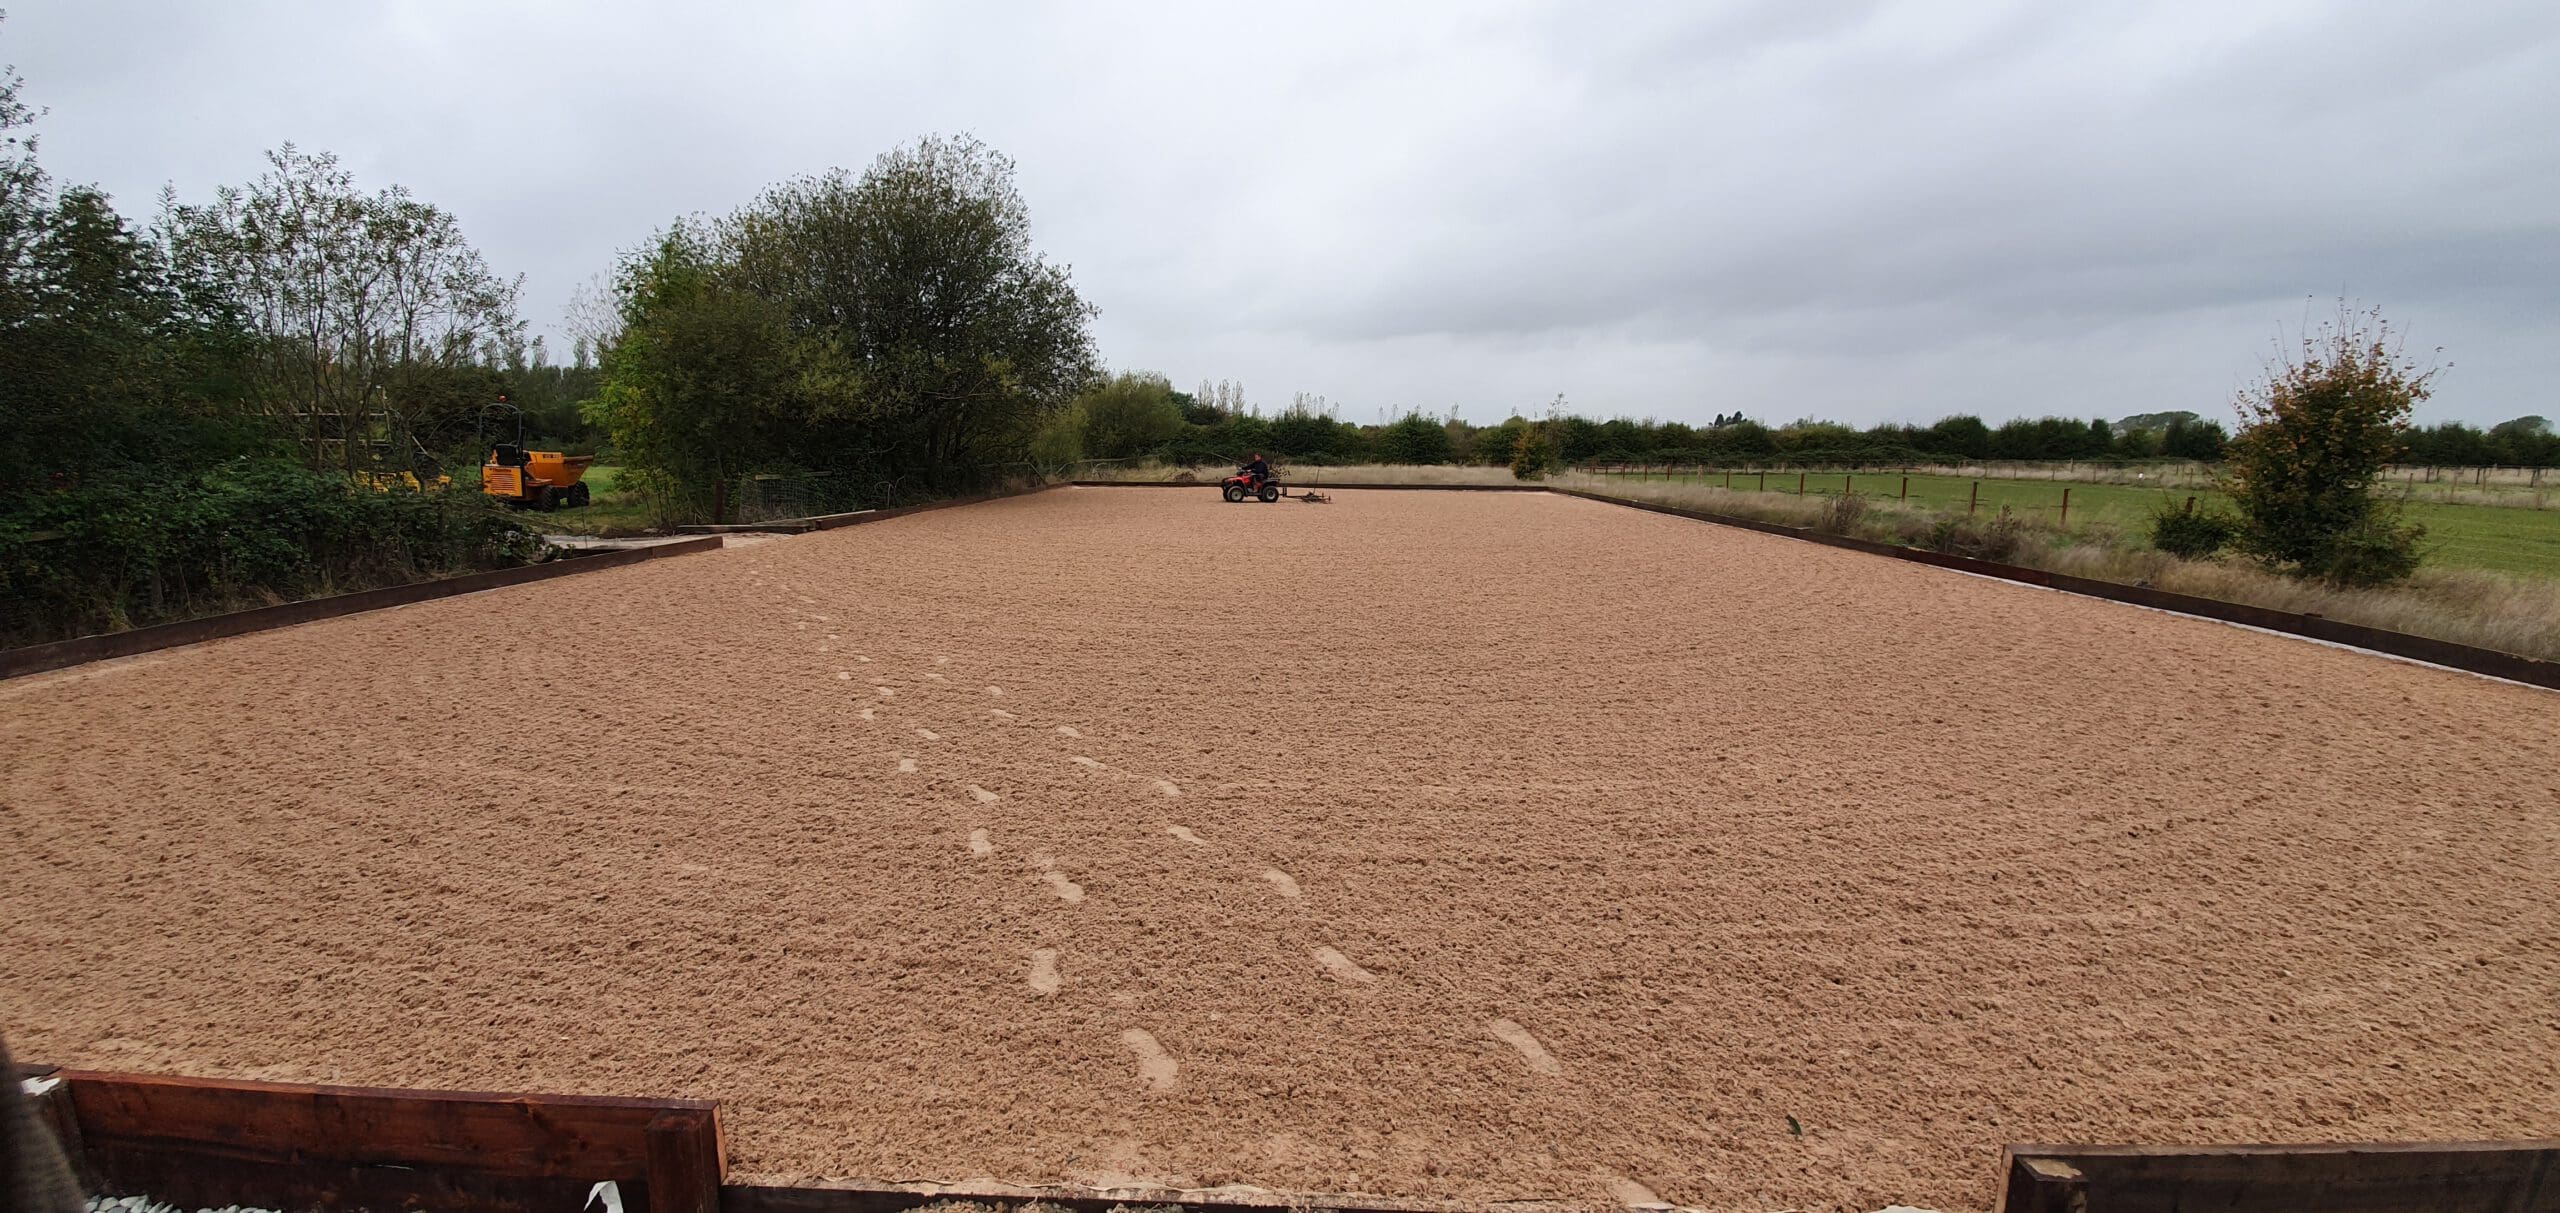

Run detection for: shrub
[[1815, 491, 1868, 535], [1074, 373, 1183, 460], [1920, 508, 2030, 563], [1510, 429, 1553, 480], [2225, 301, 2435, 584], [0, 460, 546, 646], [2311, 509, 2427, 588], [2149, 502, 2240, 559]]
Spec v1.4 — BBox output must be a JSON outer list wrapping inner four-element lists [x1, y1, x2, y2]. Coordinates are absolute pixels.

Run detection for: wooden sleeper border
[[20, 1064, 2560, 1213], [1995, 1141, 2560, 1212]]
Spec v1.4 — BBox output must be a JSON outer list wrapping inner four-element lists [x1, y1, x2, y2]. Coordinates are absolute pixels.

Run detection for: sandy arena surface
[[5, 488, 2558, 1212]]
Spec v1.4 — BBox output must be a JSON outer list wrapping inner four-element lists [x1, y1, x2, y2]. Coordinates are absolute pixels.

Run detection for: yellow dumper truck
[[479, 400, 594, 510]]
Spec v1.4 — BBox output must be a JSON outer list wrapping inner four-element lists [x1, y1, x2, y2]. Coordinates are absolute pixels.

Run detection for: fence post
[[1969, 481, 1979, 516], [1844, 473, 1852, 497], [1725, 469, 1733, 490], [1759, 470, 1767, 493], [2060, 485, 2071, 527], [1798, 471, 1806, 495], [1900, 475, 1908, 502], [2184, 495, 2195, 515]]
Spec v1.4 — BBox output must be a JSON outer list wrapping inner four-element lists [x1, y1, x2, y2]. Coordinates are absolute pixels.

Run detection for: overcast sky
[[10, 1, 2557, 426]]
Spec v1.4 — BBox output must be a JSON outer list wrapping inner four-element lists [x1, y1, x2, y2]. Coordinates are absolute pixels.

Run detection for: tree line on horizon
[[1049, 377, 2560, 470]]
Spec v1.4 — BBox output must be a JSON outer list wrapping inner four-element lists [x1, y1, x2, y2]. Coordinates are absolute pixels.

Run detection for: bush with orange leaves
[[2226, 303, 2438, 586]]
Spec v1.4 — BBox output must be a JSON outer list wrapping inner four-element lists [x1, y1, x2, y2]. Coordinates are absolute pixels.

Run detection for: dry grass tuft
[[2036, 543, 2560, 662]]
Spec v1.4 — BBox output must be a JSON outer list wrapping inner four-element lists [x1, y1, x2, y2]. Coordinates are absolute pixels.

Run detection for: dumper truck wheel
[[567, 483, 591, 508]]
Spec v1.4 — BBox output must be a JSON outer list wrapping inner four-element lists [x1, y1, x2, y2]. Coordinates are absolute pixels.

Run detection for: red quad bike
[[1221, 467, 1283, 503]]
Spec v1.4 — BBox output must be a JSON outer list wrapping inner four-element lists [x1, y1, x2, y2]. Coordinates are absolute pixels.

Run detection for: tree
[[1269, 400, 1343, 459], [722, 135, 1097, 489], [2488, 415, 2559, 467], [0, 52, 260, 494], [1509, 422, 1553, 479], [1374, 410, 1454, 464], [162, 146, 523, 472], [2224, 303, 2433, 584], [2162, 414, 2228, 461], [1928, 414, 1992, 460], [1476, 416, 1529, 467], [594, 135, 1097, 508], [2084, 417, 2115, 456], [584, 224, 805, 516], [1075, 371, 1184, 459]]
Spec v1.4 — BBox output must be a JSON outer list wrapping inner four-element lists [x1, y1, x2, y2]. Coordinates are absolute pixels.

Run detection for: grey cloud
[[9, 0, 2555, 424]]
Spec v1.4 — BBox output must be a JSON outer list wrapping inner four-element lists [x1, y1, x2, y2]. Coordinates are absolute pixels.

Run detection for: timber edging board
[[36, 1066, 1466, 1213], [33, 1065, 2560, 1213], [54, 1068, 724, 1213], [1997, 1141, 2560, 1213], [0, 535, 726, 683], [720, 1178, 1485, 1213]]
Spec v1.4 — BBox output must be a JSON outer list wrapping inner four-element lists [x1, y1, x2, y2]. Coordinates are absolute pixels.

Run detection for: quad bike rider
[[1222, 453, 1282, 503]]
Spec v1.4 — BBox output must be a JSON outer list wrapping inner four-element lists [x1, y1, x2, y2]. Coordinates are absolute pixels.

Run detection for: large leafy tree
[[595, 135, 1097, 508], [162, 146, 523, 472], [0, 52, 258, 494]]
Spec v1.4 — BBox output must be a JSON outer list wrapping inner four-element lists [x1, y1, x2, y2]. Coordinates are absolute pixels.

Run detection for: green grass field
[[1600, 469, 2560, 578], [528, 464, 656, 537]]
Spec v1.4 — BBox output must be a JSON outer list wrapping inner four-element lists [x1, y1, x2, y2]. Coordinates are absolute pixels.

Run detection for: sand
[[4, 487, 2557, 1212]]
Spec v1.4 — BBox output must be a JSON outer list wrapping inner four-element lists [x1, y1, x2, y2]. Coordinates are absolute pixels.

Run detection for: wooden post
[[646, 1108, 725, 1213], [1900, 475, 1908, 502], [2184, 495, 2195, 515], [1999, 1154, 2088, 1213], [2060, 486, 2071, 527], [1758, 470, 1766, 492], [1797, 470, 1806, 495], [1970, 481, 1980, 516], [1725, 469, 1733, 490], [1844, 473, 1853, 497], [25, 1069, 94, 1193]]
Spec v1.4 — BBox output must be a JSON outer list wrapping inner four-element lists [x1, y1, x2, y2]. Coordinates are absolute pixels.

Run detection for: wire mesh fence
[[1574, 462, 2559, 527], [727, 472, 901, 524]]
